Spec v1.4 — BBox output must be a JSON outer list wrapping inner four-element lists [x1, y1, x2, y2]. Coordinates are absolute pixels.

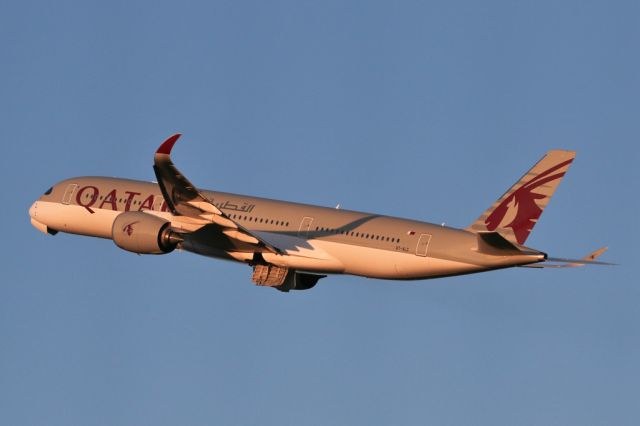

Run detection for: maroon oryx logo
[[122, 221, 140, 237], [485, 159, 573, 244]]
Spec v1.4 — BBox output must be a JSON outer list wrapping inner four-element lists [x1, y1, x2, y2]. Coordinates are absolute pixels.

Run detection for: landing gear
[[252, 264, 289, 287], [249, 252, 326, 292]]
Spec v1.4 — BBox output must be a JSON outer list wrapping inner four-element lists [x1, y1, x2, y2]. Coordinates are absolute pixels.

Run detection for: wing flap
[[222, 229, 260, 245]]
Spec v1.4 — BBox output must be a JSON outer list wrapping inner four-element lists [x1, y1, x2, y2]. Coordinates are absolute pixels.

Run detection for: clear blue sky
[[2, 1, 638, 425]]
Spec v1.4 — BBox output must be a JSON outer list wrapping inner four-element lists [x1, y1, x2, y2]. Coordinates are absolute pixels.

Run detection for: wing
[[153, 134, 284, 254]]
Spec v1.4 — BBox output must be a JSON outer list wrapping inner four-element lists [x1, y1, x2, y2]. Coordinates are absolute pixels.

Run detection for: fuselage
[[30, 176, 544, 280]]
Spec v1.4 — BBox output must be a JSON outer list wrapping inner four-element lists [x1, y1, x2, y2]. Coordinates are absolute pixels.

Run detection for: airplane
[[29, 134, 611, 291]]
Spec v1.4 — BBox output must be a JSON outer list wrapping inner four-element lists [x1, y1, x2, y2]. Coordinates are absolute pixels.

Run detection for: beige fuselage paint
[[30, 176, 543, 280]]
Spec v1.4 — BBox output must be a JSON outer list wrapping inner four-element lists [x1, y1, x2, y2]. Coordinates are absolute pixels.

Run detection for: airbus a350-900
[[29, 134, 610, 291]]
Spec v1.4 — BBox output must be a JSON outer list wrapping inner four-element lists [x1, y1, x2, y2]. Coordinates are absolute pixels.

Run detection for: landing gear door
[[62, 184, 78, 205], [298, 217, 314, 237], [416, 233, 432, 257]]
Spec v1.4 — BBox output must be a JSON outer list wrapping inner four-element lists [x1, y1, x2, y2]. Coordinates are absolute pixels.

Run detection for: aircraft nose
[[29, 201, 38, 219]]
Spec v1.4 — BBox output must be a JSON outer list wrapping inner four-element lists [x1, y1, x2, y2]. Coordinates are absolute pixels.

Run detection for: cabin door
[[62, 184, 78, 205], [416, 233, 432, 257], [298, 217, 314, 237]]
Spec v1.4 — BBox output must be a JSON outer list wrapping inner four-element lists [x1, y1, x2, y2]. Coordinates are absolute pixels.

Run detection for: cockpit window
[[44, 187, 53, 195]]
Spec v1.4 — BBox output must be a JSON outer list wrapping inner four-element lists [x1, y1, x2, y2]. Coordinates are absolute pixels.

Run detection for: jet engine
[[112, 211, 181, 254]]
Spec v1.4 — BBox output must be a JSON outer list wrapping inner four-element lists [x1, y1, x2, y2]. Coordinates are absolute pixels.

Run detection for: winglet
[[156, 133, 182, 155]]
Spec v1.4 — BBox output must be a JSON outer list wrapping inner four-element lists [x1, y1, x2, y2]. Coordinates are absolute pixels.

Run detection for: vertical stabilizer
[[467, 150, 576, 245]]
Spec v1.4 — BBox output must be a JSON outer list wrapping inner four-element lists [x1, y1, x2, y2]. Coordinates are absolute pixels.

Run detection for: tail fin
[[467, 150, 576, 245]]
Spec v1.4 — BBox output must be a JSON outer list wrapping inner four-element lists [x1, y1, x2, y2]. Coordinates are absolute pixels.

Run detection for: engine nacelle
[[112, 212, 180, 254]]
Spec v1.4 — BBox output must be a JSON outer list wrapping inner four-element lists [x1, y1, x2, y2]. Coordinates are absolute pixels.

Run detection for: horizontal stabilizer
[[520, 247, 614, 268], [545, 246, 615, 266]]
